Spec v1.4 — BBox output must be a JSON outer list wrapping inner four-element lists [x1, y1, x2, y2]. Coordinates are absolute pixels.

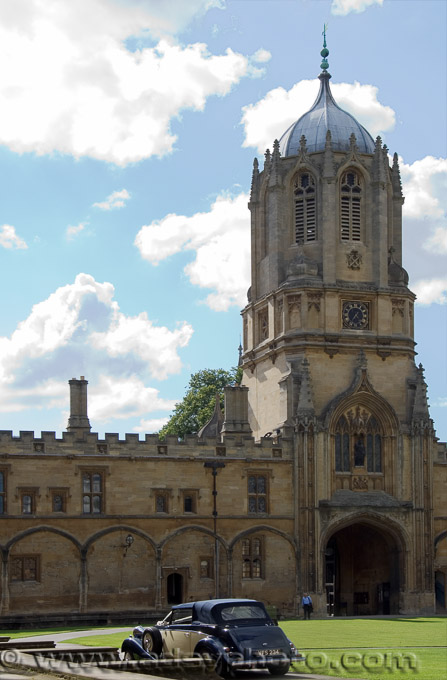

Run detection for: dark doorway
[[325, 522, 400, 616], [167, 573, 183, 604], [435, 571, 445, 610]]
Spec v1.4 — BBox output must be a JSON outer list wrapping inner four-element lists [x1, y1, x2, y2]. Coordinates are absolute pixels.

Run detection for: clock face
[[342, 301, 369, 329]]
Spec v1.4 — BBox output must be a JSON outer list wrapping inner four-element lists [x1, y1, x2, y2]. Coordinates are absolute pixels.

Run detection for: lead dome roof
[[279, 44, 375, 156]]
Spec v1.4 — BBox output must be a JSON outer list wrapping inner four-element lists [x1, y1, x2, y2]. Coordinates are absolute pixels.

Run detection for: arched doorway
[[324, 521, 401, 616], [167, 573, 183, 604]]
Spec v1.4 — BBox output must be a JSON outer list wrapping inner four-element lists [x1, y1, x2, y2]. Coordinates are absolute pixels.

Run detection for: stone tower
[[241, 37, 436, 615]]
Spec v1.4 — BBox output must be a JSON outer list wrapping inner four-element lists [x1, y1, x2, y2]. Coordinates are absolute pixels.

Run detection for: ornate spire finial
[[320, 24, 329, 71], [250, 157, 260, 202]]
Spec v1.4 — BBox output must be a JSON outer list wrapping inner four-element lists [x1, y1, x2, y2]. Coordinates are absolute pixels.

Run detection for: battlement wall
[[0, 429, 292, 459], [435, 441, 447, 464]]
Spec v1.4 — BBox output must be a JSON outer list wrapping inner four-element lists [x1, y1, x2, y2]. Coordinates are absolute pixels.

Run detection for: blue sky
[[0, 0, 445, 441]]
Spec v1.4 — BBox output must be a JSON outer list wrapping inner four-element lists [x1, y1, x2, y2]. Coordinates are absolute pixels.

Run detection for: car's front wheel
[[267, 660, 290, 675], [142, 628, 163, 656]]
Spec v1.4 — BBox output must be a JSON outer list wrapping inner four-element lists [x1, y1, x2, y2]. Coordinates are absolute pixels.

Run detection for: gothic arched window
[[366, 417, 382, 472], [294, 172, 316, 244], [334, 408, 382, 473], [335, 416, 350, 472], [340, 169, 362, 241]]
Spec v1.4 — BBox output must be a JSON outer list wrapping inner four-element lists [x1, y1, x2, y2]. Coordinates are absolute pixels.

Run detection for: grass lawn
[[4, 617, 446, 679], [282, 617, 447, 679]]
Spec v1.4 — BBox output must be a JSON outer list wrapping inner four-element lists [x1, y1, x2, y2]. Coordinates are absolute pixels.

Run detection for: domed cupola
[[279, 34, 375, 156]]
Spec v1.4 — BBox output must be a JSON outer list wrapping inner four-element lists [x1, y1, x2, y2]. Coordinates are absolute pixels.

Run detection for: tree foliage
[[159, 367, 242, 440]]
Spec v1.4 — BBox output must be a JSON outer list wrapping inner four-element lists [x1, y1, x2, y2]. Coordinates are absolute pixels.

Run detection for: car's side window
[[171, 608, 193, 624]]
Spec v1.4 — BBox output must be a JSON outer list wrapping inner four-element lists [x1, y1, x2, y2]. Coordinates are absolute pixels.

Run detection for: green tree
[[159, 366, 242, 439]]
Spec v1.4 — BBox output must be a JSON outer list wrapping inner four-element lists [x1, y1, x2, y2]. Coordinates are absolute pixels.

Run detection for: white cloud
[[0, 224, 28, 249], [331, 0, 383, 15], [252, 48, 271, 64], [425, 227, 447, 253], [133, 417, 170, 434], [241, 79, 395, 154], [135, 192, 251, 311], [0, 379, 66, 414], [0, 273, 193, 421], [399, 156, 447, 304], [89, 375, 176, 423], [93, 189, 130, 211], [401, 156, 447, 221], [66, 221, 87, 240], [412, 278, 447, 306], [90, 312, 193, 380], [0, 0, 254, 165]]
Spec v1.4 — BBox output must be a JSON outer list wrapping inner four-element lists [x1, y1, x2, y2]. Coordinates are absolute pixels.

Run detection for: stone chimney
[[67, 376, 91, 433], [221, 385, 252, 437]]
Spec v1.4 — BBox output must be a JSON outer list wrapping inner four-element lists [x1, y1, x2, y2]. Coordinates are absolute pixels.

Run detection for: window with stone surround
[[199, 557, 213, 579], [334, 408, 382, 473], [294, 172, 317, 243], [82, 471, 104, 514], [242, 537, 263, 578], [50, 488, 68, 513], [0, 470, 6, 514], [18, 487, 38, 515], [247, 474, 268, 514], [155, 491, 169, 513], [182, 489, 198, 514], [340, 170, 362, 241], [10, 555, 40, 582]]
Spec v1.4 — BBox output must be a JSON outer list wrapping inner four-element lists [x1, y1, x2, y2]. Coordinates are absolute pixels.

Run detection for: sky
[[0, 0, 446, 442]]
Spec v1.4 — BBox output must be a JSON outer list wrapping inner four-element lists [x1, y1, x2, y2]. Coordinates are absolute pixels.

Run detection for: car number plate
[[257, 648, 281, 656]]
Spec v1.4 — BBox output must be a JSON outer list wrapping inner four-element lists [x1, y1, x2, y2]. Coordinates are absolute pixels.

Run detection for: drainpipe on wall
[[204, 461, 226, 598]]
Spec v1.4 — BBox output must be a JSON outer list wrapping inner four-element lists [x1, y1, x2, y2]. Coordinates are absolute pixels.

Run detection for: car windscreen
[[212, 603, 272, 625]]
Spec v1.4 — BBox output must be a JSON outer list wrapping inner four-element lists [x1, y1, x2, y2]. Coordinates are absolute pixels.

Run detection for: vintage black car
[[121, 598, 304, 676]]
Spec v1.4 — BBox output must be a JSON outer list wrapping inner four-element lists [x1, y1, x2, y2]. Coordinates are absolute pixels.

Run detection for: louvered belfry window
[[294, 172, 316, 244], [340, 170, 362, 241]]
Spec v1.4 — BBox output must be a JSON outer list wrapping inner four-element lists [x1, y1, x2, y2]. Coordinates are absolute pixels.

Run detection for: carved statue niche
[[354, 434, 366, 467], [288, 295, 301, 329]]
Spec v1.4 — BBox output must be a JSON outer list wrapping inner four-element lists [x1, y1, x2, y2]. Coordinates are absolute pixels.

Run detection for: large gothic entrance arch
[[324, 520, 402, 616]]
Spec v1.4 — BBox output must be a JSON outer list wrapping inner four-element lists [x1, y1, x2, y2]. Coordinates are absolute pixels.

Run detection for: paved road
[[1, 629, 131, 679], [12, 627, 131, 648]]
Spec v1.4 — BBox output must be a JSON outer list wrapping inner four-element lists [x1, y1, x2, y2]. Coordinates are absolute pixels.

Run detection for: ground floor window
[[199, 557, 214, 579], [242, 537, 263, 578], [0, 470, 6, 514], [10, 555, 40, 582]]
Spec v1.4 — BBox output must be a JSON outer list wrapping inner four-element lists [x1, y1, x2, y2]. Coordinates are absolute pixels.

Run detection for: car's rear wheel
[[195, 644, 232, 678], [123, 651, 134, 661], [267, 660, 290, 675], [142, 628, 163, 656]]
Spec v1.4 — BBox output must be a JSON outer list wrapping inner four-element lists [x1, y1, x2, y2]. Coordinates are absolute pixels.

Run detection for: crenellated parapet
[[0, 427, 293, 459], [435, 441, 447, 463]]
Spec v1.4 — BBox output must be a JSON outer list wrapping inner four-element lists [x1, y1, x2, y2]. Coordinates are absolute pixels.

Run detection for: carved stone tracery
[[307, 293, 322, 311], [391, 298, 405, 317], [346, 249, 362, 270]]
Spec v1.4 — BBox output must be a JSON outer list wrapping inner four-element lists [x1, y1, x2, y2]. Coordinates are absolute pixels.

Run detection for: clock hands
[[342, 301, 369, 329]]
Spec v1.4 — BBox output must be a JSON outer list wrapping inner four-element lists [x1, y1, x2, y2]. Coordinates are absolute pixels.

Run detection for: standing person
[[301, 592, 313, 619]]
